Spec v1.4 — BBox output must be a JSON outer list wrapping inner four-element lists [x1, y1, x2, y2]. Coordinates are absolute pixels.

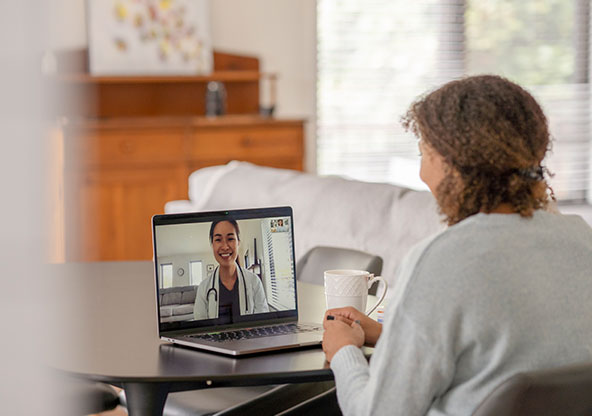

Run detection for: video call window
[[155, 216, 296, 324]]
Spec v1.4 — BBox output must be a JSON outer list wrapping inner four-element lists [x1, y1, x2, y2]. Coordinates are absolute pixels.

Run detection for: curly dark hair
[[402, 75, 554, 225]]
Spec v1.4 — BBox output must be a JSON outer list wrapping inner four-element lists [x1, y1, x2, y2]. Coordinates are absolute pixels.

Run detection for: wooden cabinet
[[57, 49, 305, 262], [63, 116, 304, 262]]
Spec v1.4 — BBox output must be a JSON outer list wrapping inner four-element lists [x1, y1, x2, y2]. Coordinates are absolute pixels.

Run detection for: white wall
[[48, 0, 318, 172], [47, 0, 87, 50], [1, 2, 59, 414], [210, 0, 317, 171]]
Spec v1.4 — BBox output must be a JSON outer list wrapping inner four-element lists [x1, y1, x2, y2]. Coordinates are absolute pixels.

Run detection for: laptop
[[152, 206, 324, 356]]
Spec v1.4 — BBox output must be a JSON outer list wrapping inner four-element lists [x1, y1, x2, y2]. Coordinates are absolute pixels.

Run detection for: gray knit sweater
[[331, 211, 592, 416]]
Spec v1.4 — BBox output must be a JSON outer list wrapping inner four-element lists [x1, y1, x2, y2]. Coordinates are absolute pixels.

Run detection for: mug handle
[[365, 275, 388, 316]]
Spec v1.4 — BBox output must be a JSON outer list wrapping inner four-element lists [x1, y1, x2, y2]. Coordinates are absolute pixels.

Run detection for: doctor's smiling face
[[211, 220, 240, 267]]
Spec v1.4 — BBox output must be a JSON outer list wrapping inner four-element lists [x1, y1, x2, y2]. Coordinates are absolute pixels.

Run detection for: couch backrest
[[160, 285, 197, 306], [166, 161, 445, 287]]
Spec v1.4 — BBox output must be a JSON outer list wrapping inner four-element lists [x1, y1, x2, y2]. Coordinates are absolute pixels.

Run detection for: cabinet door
[[66, 166, 187, 261]]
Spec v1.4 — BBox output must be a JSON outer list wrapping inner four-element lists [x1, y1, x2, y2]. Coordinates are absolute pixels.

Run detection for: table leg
[[122, 382, 170, 416]]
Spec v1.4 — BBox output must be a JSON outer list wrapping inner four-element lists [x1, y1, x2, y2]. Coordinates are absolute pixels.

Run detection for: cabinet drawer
[[72, 129, 186, 167], [188, 126, 303, 160]]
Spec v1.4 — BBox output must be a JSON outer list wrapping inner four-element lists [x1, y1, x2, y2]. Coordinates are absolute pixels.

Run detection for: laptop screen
[[152, 207, 298, 333]]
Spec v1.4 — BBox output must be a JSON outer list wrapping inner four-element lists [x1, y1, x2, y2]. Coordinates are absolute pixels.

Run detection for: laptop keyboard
[[188, 323, 321, 343]]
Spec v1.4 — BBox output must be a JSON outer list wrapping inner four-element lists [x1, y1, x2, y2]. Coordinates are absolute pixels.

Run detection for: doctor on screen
[[194, 219, 269, 321]]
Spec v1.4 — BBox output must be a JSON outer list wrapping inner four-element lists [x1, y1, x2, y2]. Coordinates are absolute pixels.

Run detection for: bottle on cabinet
[[205, 81, 227, 117]]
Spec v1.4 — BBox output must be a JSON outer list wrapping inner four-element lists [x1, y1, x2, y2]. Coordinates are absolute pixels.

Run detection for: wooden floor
[[92, 407, 127, 416]]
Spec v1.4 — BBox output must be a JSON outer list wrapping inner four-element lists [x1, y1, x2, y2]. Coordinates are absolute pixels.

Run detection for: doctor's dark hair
[[209, 219, 241, 243], [402, 75, 553, 226]]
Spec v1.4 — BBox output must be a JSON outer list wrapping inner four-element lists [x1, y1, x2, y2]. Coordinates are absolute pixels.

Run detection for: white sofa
[[165, 161, 445, 289]]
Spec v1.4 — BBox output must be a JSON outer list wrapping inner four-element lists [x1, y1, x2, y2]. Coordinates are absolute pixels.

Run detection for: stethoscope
[[206, 263, 249, 313]]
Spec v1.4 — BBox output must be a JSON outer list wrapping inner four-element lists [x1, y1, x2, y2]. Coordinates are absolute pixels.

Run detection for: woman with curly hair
[[322, 75, 592, 415], [406, 74, 552, 225]]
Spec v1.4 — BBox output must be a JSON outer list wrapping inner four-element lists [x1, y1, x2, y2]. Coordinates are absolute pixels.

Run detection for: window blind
[[317, 0, 591, 202]]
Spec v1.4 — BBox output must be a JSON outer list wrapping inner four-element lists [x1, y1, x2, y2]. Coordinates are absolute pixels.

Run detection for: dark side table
[[51, 261, 334, 416]]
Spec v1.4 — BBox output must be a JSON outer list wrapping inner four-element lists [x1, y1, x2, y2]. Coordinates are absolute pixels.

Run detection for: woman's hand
[[322, 318, 365, 363], [323, 306, 382, 347]]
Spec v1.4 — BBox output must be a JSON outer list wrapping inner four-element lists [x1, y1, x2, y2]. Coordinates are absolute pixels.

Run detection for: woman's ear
[[420, 143, 448, 196]]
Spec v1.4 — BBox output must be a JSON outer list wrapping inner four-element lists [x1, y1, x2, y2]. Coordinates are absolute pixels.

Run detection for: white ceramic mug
[[324, 269, 388, 316]]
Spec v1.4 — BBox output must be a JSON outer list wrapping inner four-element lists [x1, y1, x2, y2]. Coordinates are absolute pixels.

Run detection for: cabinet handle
[[119, 140, 133, 155], [240, 136, 253, 147]]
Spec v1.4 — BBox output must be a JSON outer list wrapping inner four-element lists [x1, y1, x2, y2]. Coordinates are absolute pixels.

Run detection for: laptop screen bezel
[[152, 206, 299, 335]]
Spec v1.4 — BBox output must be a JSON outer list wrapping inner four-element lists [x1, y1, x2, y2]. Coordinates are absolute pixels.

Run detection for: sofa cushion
[[173, 304, 194, 316], [181, 288, 197, 304], [162, 292, 182, 306], [160, 306, 173, 318]]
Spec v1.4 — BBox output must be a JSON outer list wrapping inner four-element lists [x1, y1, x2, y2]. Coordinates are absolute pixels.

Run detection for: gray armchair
[[280, 362, 592, 416], [472, 362, 592, 416], [296, 245, 383, 294]]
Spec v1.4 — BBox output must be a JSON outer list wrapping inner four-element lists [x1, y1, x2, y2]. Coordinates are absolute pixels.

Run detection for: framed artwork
[[87, 0, 213, 75]]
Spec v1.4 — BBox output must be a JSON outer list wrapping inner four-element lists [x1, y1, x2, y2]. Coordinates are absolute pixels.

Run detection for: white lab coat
[[193, 265, 269, 320]]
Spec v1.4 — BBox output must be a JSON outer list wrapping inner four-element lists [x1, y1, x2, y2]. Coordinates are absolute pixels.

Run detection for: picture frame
[[86, 0, 213, 75]]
